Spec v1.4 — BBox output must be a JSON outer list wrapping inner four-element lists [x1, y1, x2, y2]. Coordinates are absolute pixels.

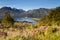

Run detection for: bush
[[38, 7, 60, 26], [2, 12, 14, 28]]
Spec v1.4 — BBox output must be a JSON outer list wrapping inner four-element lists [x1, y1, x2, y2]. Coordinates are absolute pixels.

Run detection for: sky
[[0, 0, 60, 11]]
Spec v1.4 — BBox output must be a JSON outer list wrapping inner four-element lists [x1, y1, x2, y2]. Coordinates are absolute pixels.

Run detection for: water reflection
[[14, 18, 37, 23]]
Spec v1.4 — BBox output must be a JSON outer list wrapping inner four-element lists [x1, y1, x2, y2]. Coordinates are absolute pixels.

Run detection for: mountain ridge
[[0, 7, 51, 18]]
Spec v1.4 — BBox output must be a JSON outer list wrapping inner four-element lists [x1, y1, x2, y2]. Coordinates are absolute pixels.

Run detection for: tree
[[2, 12, 14, 28]]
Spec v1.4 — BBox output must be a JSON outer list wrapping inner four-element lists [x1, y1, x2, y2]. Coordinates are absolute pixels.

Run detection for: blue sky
[[0, 0, 60, 10]]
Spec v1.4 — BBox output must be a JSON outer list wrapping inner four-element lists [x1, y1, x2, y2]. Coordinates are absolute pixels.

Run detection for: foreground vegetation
[[0, 7, 60, 40]]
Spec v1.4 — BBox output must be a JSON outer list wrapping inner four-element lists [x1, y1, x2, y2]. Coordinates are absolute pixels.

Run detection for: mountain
[[0, 7, 25, 18], [19, 8, 50, 18], [0, 7, 50, 18]]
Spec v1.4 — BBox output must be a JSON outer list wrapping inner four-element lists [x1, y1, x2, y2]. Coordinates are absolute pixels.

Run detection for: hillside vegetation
[[0, 7, 60, 40], [39, 7, 60, 26]]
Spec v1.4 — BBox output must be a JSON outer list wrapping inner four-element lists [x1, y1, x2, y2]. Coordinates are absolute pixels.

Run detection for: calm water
[[14, 18, 37, 23]]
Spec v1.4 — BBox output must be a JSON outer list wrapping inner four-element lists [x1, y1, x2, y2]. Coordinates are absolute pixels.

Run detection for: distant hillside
[[20, 8, 50, 18], [0, 7, 25, 18], [0, 7, 50, 18]]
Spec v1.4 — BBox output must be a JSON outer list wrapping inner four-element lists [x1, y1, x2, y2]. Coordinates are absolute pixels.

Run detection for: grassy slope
[[0, 22, 60, 40]]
